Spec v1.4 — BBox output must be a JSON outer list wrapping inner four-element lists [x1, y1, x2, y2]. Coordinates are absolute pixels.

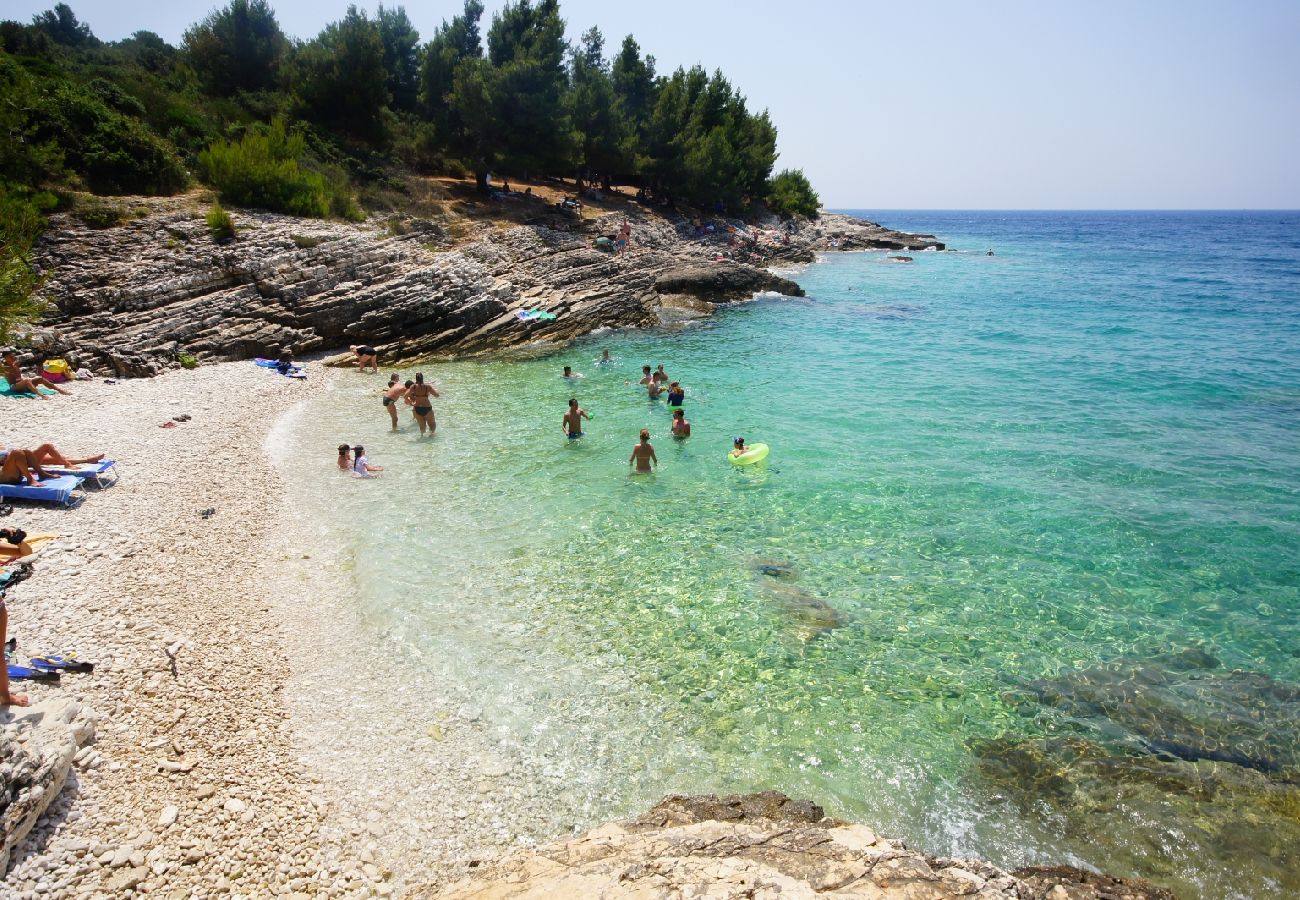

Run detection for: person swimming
[[562, 398, 589, 439], [730, 436, 749, 458], [666, 381, 684, 405], [562, 365, 583, 379], [595, 349, 612, 365], [671, 409, 691, 438]]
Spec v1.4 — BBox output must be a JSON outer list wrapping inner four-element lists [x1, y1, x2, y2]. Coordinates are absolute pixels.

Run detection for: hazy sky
[[8, 0, 1300, 208]]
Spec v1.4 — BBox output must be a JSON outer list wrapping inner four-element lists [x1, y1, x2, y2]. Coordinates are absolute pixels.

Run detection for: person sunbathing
[[0, 449, 51, 486], [2, 444, 104, 469], [2, 351, 71, 398]]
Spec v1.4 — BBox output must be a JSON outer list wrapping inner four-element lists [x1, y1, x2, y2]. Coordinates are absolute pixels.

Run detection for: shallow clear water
[[281, 211, 1300, 898]]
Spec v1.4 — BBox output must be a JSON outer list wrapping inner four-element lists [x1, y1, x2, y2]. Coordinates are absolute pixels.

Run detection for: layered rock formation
[[25, 196, 940, 376], [421, 792, 1174, 899]]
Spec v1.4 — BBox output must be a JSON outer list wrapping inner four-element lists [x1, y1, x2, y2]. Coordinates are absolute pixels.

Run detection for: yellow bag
[[41, 358, 72, 383]]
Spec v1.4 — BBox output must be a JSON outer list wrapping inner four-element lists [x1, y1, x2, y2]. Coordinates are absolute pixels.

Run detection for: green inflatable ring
[[728, 443, 769, 466]]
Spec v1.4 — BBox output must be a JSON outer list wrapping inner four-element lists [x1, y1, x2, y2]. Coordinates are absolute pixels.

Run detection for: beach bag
[[41, 359, 72, 383]]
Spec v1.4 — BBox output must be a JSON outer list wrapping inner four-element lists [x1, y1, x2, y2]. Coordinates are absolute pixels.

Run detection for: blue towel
[[0, 376, 55, 397]]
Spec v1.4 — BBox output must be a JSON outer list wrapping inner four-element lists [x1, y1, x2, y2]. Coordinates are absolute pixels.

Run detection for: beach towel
[[44, 460, 117, 488], [0, 532, 58, 562], [0, 376, 55, 398], [0, 476, 85, 507]]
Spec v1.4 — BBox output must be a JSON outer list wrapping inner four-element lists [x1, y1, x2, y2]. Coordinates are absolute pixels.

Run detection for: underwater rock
[[765, 582, 844, 640], [749, 556, 798, 579], [1017, 652, 1300, 780]]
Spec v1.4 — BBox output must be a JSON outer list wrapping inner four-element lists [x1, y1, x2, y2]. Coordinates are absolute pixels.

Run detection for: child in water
[[731, 436, 749, 458], [629, 429, 657, 473], [337, 444, 352, 470], [352, 445, 383, 478]]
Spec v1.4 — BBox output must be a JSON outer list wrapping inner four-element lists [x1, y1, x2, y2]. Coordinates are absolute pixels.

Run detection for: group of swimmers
[[557, 354, 763, 474]]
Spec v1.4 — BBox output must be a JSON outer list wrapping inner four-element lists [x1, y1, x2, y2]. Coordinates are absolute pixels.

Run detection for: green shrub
[[178, 352, 199, 369], [767, 168, 821, 220], [75, 200, 127, 228], [206, 201, 235, 240], [198, 120, 360, 219], [0, 186, 52, 344], [291, 234, 328, 249]]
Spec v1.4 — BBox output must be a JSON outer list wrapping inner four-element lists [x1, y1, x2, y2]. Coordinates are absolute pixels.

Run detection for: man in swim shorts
[[562, 398, 589, 439], [381, 379, 409, 431], [629, 429, 657, 473], [671, 409, 691, 438], [350, 344, 378, 373], [408, 373, 440, 436]]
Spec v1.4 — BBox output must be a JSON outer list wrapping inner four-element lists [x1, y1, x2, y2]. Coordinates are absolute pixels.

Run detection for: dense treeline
[[0, 1, 820, 335]]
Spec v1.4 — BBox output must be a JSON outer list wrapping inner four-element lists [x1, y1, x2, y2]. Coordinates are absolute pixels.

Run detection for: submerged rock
[[973, 650, 1300, 896], [749, 556, 798, 579], [764, 582, 844, 640]]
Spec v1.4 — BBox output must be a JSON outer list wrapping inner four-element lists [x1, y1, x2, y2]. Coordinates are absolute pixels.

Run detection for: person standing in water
[[562, 398, 589, 439], [638, 365, 653, 385], [408, 373, 440, 436], [671, 409, 691, 438], [653, 364, 669, 384], [647, 377, 664, 400], [382, 379, 409, 431], [629, 429, 657, 473], [337, 444, 352, 470], [596, 349, 612, 365], [666, 381, 684, 406]]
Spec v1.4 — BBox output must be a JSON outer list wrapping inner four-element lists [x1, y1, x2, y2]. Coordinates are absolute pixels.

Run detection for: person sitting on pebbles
[[3, 350, 71, 398]]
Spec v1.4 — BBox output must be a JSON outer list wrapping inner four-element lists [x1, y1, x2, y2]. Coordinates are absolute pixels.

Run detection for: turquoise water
[[283, 211, 1300, 898]]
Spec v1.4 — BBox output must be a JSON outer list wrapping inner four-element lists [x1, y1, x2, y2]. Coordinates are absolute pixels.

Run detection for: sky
[[7, 0, 1300, 209]]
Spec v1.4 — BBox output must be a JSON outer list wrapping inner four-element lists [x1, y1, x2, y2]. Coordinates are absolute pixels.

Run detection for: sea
[[276, 211, 1300, 899]]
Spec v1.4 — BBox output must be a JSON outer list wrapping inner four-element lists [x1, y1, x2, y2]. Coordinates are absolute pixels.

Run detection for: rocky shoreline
[[24, 193, 943, 376]]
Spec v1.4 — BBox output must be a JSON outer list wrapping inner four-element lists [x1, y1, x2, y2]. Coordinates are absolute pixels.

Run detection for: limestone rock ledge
[[420, 792, 1175, 900], [26, 199, 939, 376], [2, 699, 97, 873]]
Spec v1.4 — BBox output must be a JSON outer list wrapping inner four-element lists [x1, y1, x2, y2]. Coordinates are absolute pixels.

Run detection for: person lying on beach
[[352, 445, 383, 477], [562, 365, 583, 380], [382, 380, 409, 431], [671, 409, 691, 438], [0, 449, 51, 486], [1, 444, 104, 469], [629, 429, 657, 474], [350, 344, 378, 373], [3, 351, 71, 398], [666, 382, 684, 406], [408, 373, 440, 436], [562, 398, 589, 439], [338, 444, 352, 470]]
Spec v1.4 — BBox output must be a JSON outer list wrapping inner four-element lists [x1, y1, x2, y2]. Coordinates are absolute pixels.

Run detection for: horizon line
[[826, 207, 1300, 213]]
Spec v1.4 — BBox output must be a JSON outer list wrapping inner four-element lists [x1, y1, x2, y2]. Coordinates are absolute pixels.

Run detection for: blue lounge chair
[[44, 460, 117, 488], [0, 475, 86, 507]]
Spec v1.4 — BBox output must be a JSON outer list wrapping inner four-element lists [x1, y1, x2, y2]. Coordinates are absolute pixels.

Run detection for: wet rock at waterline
[[425, 791, 1170, 900]]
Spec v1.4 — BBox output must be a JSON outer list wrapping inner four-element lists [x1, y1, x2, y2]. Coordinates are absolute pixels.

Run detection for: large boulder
[[654, 262, 805, 302]]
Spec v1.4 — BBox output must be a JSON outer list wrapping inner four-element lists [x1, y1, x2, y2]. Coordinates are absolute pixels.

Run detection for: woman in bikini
[[408, 373, 441, 436]]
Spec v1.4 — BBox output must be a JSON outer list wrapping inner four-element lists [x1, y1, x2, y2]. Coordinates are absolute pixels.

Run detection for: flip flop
[[160, 421, 177, 428]]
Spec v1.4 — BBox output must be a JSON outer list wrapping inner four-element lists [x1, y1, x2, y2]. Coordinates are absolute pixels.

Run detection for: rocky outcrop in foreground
[[26, 195, 939, 376], [422, 792, 1175, 899], [2, 699, 97, 874]]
